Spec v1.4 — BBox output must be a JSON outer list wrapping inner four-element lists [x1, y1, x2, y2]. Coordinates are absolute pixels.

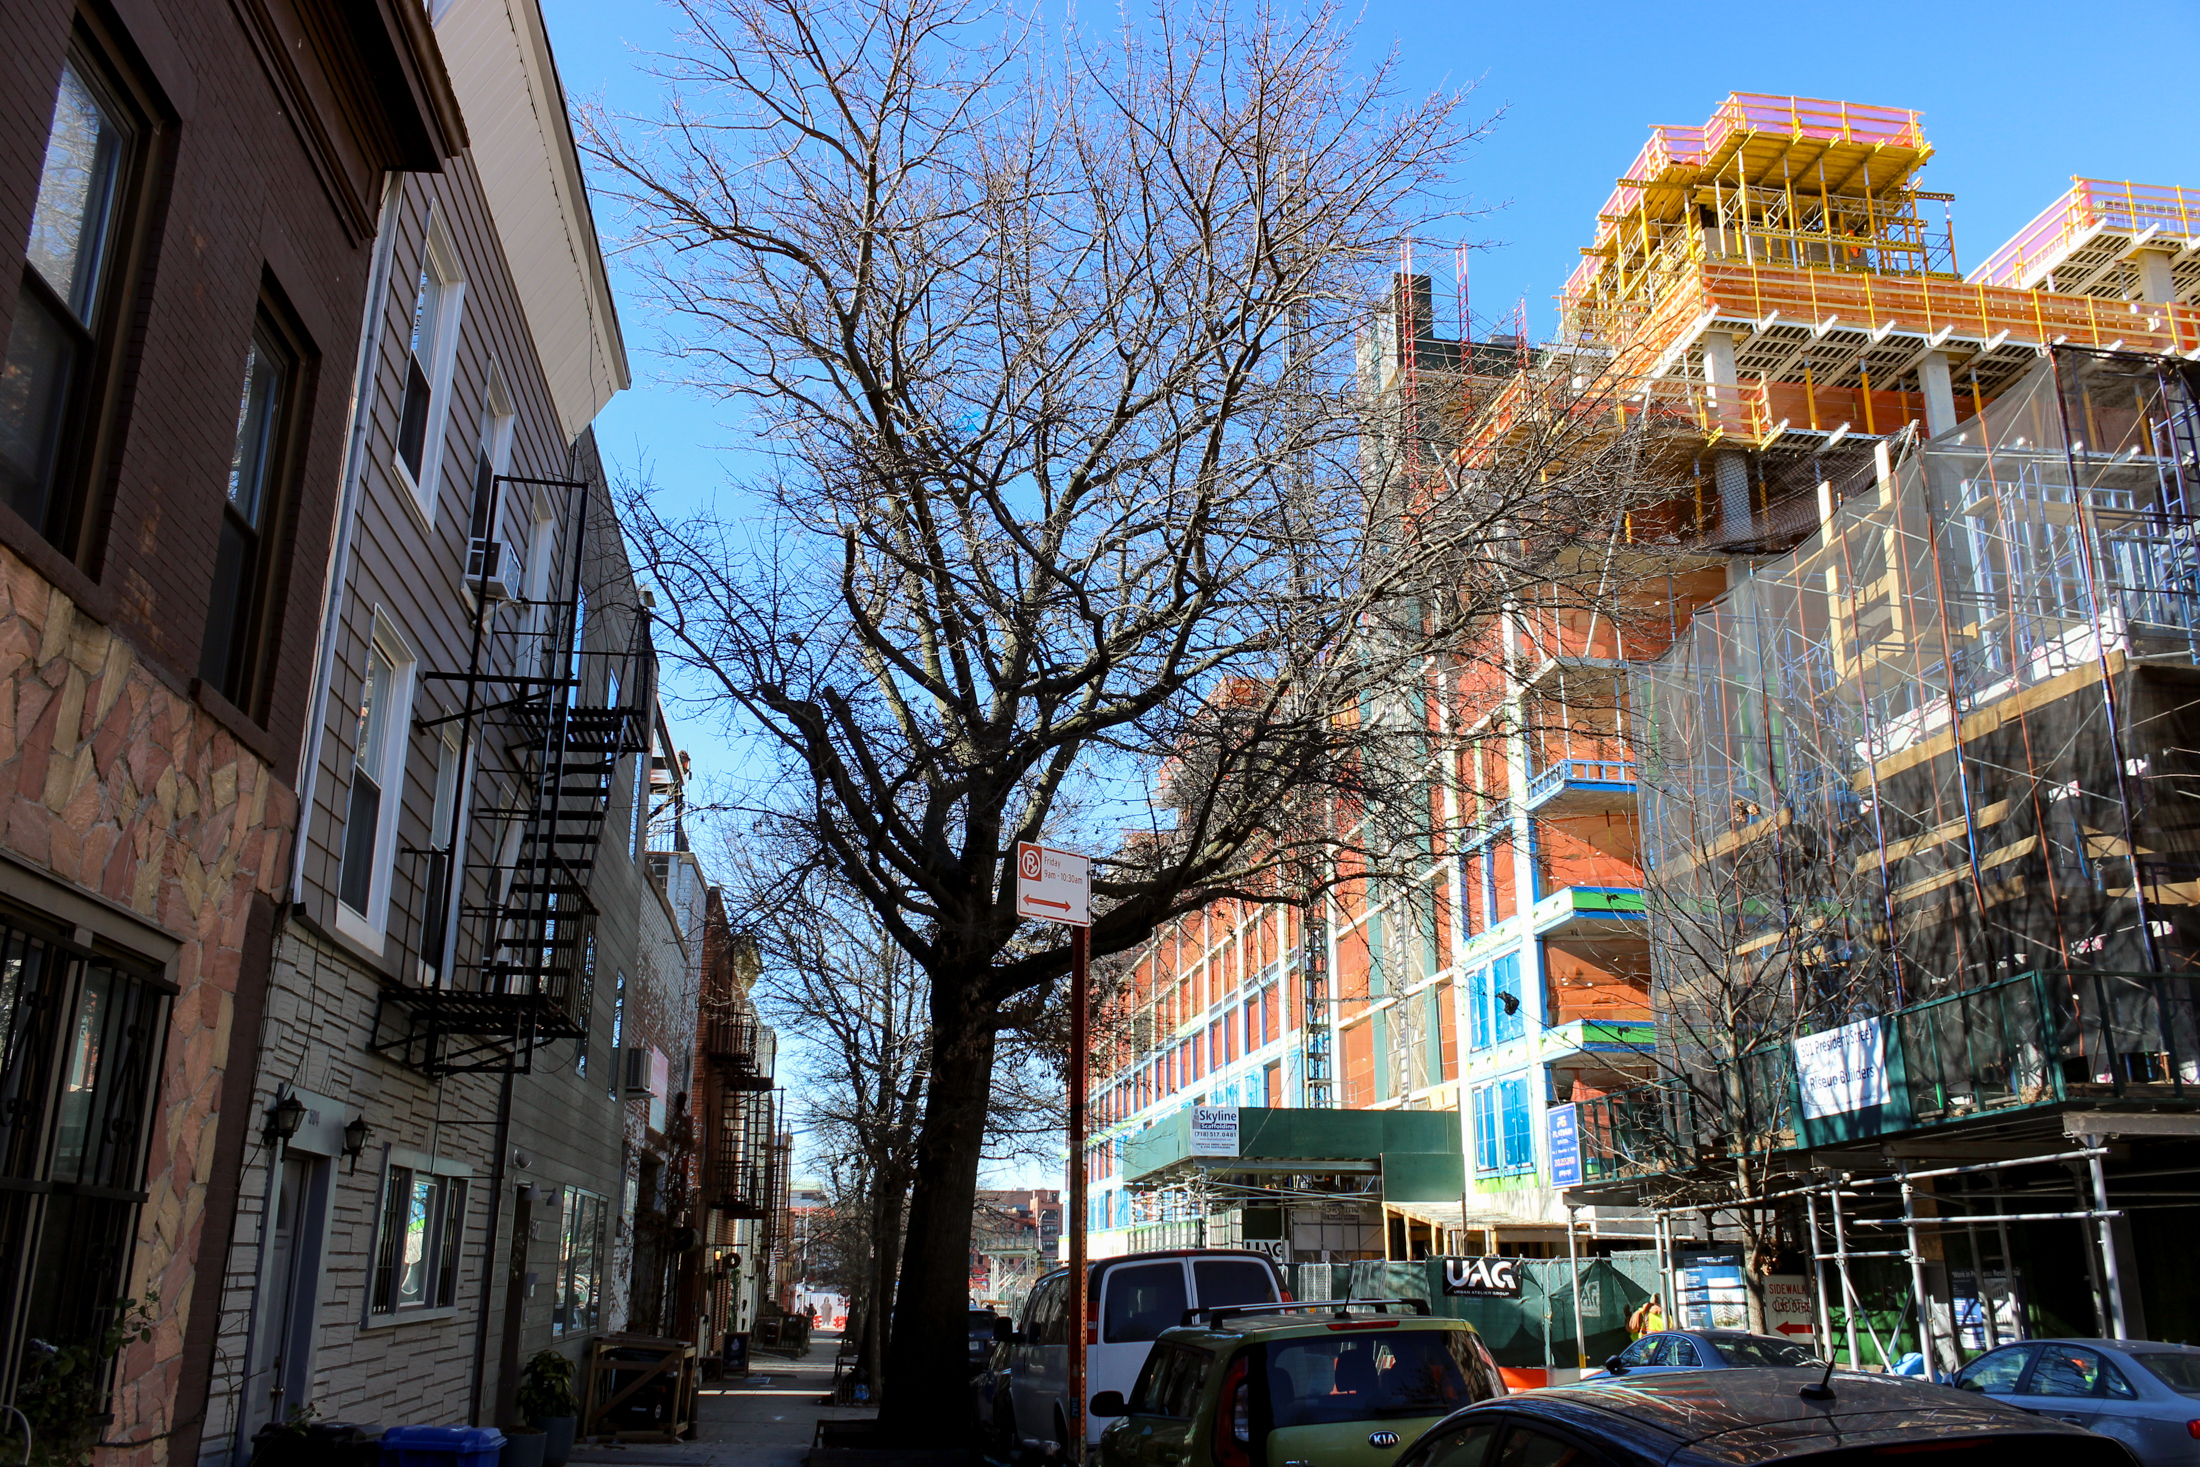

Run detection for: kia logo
[[1368, 1432, 1400, 1449]]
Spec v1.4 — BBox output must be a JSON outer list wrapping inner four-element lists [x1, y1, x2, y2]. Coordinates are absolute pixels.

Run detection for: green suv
[[1091, 1300, 1504, 1467]]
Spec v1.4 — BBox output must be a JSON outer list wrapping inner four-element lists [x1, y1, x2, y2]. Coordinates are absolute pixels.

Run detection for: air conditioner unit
[[467, 537, 517, 601], [621, 1046, 652, 1098]]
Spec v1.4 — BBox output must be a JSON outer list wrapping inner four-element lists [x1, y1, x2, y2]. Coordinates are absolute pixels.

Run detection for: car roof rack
[[1182, 1298, 1433, 1328]]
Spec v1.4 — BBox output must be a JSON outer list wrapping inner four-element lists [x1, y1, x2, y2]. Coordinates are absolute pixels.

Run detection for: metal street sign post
[[1016, 842, 1090, 1460]]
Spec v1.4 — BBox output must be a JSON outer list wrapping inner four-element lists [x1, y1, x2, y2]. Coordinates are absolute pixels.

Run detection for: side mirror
[[1604, 1356, 1627, 1376], [995, 1317, 1013, 1341], [1089, 1391, 1128, 1419]]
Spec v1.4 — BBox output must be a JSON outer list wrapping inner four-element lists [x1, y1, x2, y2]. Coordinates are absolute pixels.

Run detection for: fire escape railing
[[710, 1086, 778, 1219]]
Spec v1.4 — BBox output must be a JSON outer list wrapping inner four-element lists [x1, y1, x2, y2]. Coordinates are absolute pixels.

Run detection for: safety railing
[[1525, 757, 1638, 807], [1971, 178, 2200, 290], [1575, 967, 2200, 1187]]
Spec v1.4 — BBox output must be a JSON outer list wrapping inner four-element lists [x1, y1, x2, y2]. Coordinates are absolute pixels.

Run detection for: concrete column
[[1918, 350, 1958, 439], [2135, 247, 2177, 305], [1702, 330, 1742, 430]]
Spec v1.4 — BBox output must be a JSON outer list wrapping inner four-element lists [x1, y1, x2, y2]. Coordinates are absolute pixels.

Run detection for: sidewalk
[[567, 1331, 877, 1467]]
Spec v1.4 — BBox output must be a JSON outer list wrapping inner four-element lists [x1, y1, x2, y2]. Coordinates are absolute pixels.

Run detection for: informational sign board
[[1190, 1105, 1239, 1156], [1244, 1239, 1288, 1265], [1765, 1273, 1815, 1345], [1676, 1248, 1749, 1330], [1441, 1257, 1523, 1298], [1547, 1103, 1582, 1187], [1950, 1268, 2022, 1351], [1794, 1017, 1888, 1119], [1015, 842, 1091, 926]]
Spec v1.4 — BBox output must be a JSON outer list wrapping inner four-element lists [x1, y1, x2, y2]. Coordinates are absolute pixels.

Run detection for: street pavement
[[568, 1331, 879, 1467]]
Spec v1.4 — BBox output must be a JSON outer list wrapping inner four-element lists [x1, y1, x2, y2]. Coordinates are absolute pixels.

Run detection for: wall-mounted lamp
[[263, 1093, 307, 1148], [342, 1116, 374, 1174]]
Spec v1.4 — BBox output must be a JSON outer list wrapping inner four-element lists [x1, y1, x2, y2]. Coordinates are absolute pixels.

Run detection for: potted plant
[[2, 1291, 158, 1467], [517, 1348, 580, 1465], [499, 1424, 546, 1467]]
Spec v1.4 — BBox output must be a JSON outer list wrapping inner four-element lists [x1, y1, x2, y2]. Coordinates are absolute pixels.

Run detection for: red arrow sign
[[1775, 1321, 1814, 1336]]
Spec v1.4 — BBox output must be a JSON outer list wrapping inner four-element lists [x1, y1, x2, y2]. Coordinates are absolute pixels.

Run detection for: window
[[574, 932, 596, 1075], [393, 227, 463, 514], [0, 48, 145, 553], [1192, 1258, 1275, 1312], [419, 735, 462, 982], [1127, 1342, 1211, 1419], [1261, 1330, 1498, 1426], [368, 1163, 465, 1315], [1492, 954, 1523, 1042], [1416, 1422, 1501, 1467], [0, 910, 170, 1414], [1102, 1261, 1187, 1343], [200, 315, 298, 710], [630, 734, 648, 861], [2022, 1345, 2133, 1399], [1468, 963, 1490, 1050], [336, 630, 415, 938], [551, 1187, 604, 1336], [607, 969, 627, 1097], [1471, 1076, 1535, 1176], [1493, 1426, 1601, 1467], [466, 379, 514, 587]]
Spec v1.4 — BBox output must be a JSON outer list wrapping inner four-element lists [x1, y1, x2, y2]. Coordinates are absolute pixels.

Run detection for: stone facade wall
[[0, 548, 296, 1462]]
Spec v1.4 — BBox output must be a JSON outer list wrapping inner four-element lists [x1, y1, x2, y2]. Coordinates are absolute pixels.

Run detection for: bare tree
[[578, 0, 1693, 1431]]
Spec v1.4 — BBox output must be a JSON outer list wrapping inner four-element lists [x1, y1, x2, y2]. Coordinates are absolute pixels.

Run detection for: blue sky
[[539, 0, 2196, 1183], [543, 0, 2197, 786]]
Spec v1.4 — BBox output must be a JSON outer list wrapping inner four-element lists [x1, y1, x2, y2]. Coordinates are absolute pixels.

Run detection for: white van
[[1000, 1249, 1284, 1452]]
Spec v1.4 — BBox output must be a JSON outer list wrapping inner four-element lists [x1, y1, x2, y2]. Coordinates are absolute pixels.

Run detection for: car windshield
[[1705, 1333, 1817, 1367], [1262, 1329, 1501, 1426], [2132, 1352, 2200, 1395], [969, 1313, 998, 1339]]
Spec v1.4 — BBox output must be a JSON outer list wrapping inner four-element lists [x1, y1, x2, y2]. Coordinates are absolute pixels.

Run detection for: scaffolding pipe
[[1851, 1148, 2108, 1185], [1828, 1184, 1861, 1369], [1805, 1190, 1834, 1362], [1995, 1210, 2020, 1341], [1853, 1209, 2123, 1227], [1899, 1166, 1940, 1379], [1965, 1203, 1998, 1352], [1567, 1207, 1587, 1370], [2087, 1145, 2129, 1339]]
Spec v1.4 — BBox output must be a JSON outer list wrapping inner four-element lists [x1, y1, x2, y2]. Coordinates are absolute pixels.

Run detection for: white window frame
[[392, 213, 466, 528], [334, 615, 418, 952], [361, 1146, 473, 1328], [550, 1185, 607, 1338]]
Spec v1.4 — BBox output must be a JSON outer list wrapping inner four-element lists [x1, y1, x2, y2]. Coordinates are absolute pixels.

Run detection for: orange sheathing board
[[1436, 980, 1459, 1080], [1536, 813, 1643, 888], [1492, 836, 1518, 923], [1545, 941, 1653, 1025], [1336, 922, 1372, 1016], [1342, 1020, 1375, 1108]]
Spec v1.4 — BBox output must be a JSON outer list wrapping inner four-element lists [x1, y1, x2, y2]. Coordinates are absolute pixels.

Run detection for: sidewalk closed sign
[[1191, 1106, 1239, 1156]]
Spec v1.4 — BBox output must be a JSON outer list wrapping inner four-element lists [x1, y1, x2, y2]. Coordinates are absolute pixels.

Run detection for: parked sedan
[[1093, 1300, 1505, 1467], [1392, 1368, 2138, 1467], [1588, 1328, 1820, 1378], [1950, 1338, 2200, 1466]]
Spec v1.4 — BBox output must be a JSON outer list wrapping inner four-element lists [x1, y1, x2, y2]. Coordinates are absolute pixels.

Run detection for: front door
[[242, 1152, 326, 1442]]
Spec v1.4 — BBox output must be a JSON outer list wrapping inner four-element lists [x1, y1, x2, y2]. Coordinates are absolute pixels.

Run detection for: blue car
[[1951, 1337, 2200, 1467], [1590, 1328, 1820, 1377]]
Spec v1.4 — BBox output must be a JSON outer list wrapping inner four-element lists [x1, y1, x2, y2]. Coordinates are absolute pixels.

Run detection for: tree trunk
[[879, 980, 999, 1445], [864, 1169, 906, 1398]]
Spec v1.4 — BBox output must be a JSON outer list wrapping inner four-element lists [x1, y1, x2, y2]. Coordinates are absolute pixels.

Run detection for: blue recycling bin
[[379, 1426, 504, 1467]]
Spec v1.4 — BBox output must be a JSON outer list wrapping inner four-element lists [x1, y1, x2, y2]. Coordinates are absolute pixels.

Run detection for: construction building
[[1087, 93, 2200, 1367]]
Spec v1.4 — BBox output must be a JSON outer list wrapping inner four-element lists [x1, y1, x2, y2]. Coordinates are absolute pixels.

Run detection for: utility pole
[[1015, 841, 1093, 1462]]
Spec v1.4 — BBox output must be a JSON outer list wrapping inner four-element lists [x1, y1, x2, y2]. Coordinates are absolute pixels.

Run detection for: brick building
[[0, 0, 458, 1458]]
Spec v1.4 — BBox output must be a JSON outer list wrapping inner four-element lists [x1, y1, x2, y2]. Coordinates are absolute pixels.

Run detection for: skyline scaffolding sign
[[1016, 842, 1091, 927]]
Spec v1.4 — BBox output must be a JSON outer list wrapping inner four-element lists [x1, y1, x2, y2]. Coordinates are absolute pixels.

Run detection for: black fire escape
[[372, 472, 654, 1076]]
